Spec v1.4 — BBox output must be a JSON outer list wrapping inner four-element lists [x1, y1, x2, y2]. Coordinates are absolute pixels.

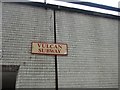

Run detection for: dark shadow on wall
[[2, 65, 20, 90]]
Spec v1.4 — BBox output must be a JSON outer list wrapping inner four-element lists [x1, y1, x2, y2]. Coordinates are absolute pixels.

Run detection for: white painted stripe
[[46, 0, 119, 16], [29, 0, 45, 3], [1, 0, 30, 2], [56, 0, 119, 8], [1, 0, 119, 16]]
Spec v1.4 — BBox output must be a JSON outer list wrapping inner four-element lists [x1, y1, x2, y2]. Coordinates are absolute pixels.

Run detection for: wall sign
[[31, 42, 68, 55]]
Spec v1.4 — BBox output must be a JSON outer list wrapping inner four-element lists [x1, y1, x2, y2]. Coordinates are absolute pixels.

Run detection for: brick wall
[[1, 2, 119, 89], [56, 11, 118, 88], [0, 1, 2, 90], [2, 2, 55, 88], [0, 1, 1, 58]]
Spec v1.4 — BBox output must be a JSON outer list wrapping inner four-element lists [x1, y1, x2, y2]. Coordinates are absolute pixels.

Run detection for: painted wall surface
[[1, 2, 119, 89], [2, 2, 55, 88]]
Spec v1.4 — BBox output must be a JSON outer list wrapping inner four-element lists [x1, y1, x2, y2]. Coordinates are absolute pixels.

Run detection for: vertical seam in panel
[[54, 9, 58, 90]]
